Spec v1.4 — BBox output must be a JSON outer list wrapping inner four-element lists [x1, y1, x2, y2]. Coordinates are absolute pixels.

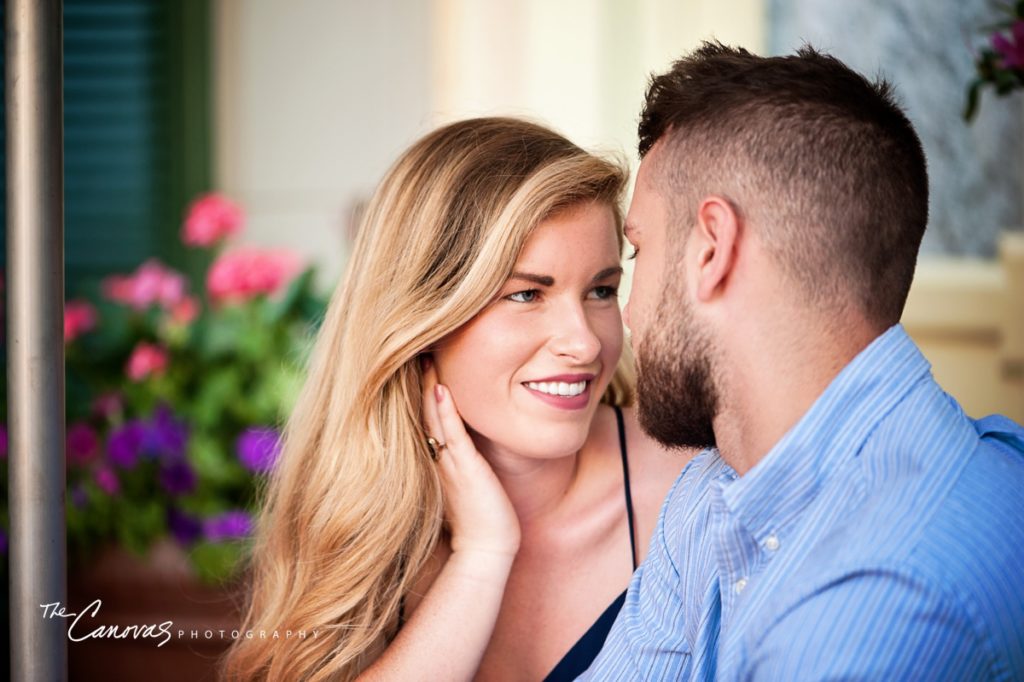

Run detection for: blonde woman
[[223, 118, 694, 681]]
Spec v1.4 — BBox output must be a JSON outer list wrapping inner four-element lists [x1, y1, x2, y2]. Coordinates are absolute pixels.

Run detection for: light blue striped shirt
[[582, 325, 1024, 680]]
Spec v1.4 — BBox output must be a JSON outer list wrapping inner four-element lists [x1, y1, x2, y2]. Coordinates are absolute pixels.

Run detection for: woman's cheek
[[597, 307, 625, 360]]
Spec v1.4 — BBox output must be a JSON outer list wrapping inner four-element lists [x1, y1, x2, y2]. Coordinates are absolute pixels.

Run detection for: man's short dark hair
[[639, 42, 928, 328]]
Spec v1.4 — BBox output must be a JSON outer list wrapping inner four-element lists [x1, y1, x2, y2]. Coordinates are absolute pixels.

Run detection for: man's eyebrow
[[592, 266, 623, 282], [509, 272, 555, 287]]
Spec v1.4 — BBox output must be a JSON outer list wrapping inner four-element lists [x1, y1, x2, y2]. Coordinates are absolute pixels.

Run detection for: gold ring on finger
[[426, 437, 447, 461]]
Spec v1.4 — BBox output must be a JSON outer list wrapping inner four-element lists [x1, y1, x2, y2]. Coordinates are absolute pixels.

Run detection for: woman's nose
[[547, 305, 601, 363]]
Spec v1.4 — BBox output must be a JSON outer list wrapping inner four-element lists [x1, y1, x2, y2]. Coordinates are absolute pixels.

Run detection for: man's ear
[[692, 195, 740, 302]]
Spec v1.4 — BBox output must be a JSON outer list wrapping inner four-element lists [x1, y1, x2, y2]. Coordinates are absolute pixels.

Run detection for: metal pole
[[6, 0, 67, 680]]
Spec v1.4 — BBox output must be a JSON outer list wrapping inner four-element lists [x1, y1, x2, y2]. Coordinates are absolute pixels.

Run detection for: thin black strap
[[613, 405, 638, 570], [397, 554, 408, 629]]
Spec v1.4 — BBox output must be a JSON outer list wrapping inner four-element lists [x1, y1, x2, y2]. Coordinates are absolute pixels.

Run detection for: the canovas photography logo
[[40, 600, 320, 647]]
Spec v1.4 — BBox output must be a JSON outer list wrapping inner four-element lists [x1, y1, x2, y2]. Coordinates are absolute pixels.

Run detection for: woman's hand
[[358, 364, 520, 681], [422, 359, 521, 559]]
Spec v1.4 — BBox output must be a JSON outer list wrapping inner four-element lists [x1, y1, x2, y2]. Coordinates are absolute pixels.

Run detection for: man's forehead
[[629, 157, 667, 216]]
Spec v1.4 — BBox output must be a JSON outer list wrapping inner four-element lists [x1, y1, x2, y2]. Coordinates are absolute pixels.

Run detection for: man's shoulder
[[662, 448, 728, 512], [850, 393, 1024, 563], [907, 414, 1024, 585], [652, 448, 728, 552], [801, 406, 1024, 673]]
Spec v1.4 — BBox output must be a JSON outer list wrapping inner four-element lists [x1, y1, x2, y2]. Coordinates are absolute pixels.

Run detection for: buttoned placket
[[712, 472, 762, 629], [712, 477, 790, 634]]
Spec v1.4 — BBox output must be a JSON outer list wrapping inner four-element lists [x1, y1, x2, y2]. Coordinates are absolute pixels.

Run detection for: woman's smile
[[433, 201, 624, 459], [522, 373, 596, 410]]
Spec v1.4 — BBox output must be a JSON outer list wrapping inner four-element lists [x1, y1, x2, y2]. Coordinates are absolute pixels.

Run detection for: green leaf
[[263, 267, 317, 324], [188, 541, 248, 585], [199, 305, 249, 358], [114, 497, 164, 555], [190, 432, 246, 487], [964, 80, 983, 121], [191, 366, 243, 428]]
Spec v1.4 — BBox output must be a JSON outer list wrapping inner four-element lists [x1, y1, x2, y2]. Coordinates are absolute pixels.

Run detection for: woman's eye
[[627, 247, 639, 261], [506, 289, 539, 303], [590, 285, 618, 300]]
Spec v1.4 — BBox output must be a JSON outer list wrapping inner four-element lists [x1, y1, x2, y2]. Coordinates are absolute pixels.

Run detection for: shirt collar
[[717, 324, 931, 544]]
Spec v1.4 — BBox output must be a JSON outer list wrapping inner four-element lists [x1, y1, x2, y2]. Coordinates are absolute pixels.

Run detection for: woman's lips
[[521, 379, 593, 411]]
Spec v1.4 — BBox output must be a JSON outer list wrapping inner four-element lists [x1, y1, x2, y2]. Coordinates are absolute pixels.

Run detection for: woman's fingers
[[431, 383, 521, 557], [432, 384, 475, 464], [420, 358, 444, 455]]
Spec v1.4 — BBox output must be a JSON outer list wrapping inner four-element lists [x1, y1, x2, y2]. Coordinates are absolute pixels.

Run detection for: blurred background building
[[0, 1, 1021, 677], [218, 0, 1024, 422], [209, 0, 1024, 419], [0, 0, 1016, 418]]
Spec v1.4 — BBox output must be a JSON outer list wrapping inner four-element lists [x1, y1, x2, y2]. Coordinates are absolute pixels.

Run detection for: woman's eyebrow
[[592, 266, 623, 282], [510, 272, 555, 286], [508, 266, 622, 287]]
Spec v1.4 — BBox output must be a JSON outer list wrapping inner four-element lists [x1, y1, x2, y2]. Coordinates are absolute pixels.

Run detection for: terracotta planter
[[67, 540, 245, 681]]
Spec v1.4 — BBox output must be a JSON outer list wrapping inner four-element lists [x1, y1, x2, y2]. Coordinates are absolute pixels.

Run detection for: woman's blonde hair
[[223, 117, 631, 680]]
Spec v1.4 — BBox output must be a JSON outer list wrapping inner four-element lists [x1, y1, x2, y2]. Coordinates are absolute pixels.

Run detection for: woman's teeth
[[525, 380, 587, 397]]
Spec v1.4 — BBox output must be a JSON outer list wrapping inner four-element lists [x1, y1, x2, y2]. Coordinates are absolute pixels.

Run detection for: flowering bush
[[965, 2, 1024, 120], [0, 193, 326, 583]]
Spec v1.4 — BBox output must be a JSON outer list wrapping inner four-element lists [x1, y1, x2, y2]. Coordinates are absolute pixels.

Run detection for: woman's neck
[[475, 436, 583, 524]]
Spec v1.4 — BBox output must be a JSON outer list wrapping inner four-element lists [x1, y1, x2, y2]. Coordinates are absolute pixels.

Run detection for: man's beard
[[635, 288, 718, 450]]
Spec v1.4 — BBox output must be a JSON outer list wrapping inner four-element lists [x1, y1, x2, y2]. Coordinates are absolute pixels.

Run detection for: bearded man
[[584, 43, 1024, 680]]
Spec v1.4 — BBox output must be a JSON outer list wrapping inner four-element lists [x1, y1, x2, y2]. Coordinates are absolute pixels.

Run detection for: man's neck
[[714, 321, 880, 476]]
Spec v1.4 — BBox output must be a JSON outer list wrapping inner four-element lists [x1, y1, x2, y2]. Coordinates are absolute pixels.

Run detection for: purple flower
[[159, 459, 197, 496], [167, 508, 202, 545], [0, 424, 7, 459], [0, 528, 7, 555], [107, 421, 146, 469], [71, 483, 89, 509], [145, 405, 189, 459], [94, 466, 120, 495], [236, 427, 281, 473], [66, 422, 99, 465], [992, 20, 1024, 70], [203, 510, 253, 542]]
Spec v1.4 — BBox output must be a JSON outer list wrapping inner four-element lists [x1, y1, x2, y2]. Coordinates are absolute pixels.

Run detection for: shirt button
[[764, 534, 780, 552], [734, 578, 748, 594]]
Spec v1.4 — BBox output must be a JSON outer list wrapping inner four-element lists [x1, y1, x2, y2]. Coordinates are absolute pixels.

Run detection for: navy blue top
[[542, 405, 637, 681]]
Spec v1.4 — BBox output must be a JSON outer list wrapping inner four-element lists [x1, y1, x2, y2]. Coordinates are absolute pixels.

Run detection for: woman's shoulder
[[615, 404, 697, 562]]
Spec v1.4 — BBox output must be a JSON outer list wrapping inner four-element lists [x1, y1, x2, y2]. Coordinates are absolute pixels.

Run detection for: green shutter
[[0, 0, 211, 298]]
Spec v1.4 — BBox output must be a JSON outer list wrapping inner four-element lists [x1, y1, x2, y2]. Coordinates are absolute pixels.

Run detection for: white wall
[[214, 0, 766, 290], [432, 0, 766, 165], [214, 0, 435, 288]]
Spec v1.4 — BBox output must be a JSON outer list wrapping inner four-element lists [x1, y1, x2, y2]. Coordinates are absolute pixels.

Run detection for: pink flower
[[207, 247, 303, 304], [126, 342, 169, 381], [64, 300, 97, 343], [182, 193, 244, 247], [66, 422, 99, 464], [102, 260, 186, 311], [992, 20, 1024, 70], [94, 466, 120, 495], [170, 296, 200, 325], [92, 392, 124, 421]]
